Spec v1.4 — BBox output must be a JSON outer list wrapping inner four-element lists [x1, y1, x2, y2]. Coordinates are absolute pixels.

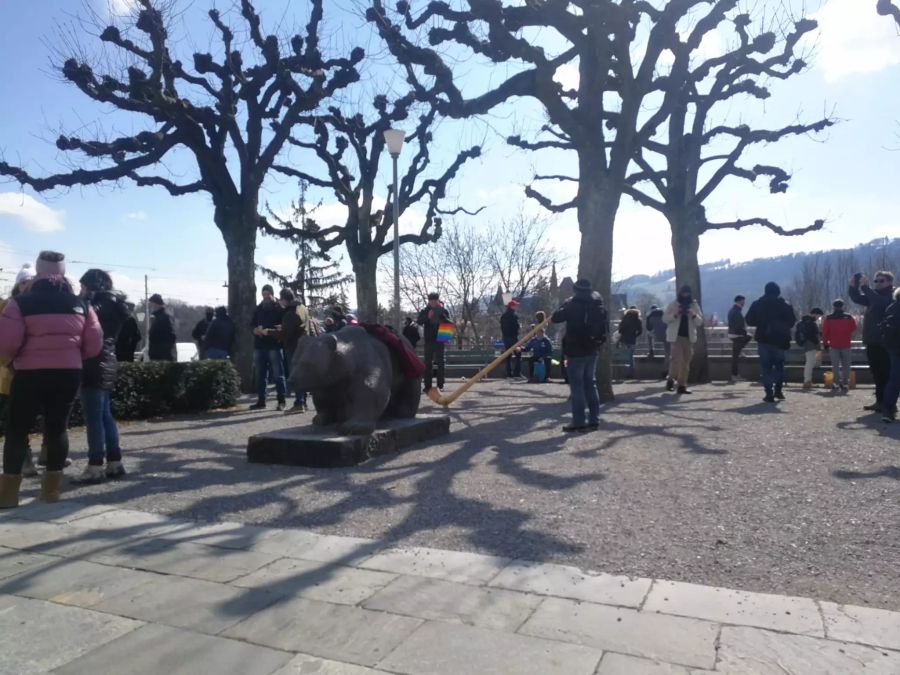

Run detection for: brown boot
[[0, 474, 23, 509], [41, 471, 63, 503]]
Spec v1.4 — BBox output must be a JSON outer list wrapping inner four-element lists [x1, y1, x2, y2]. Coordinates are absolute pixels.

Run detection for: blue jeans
[[255, 348, 286, 403], [882, 351, 900, 412], [80, 387, 121, 464], [622, 343, 636, 378], [204, 347, 229, 360], [567, 355, 600, 426], [757, 343, 786, 393]]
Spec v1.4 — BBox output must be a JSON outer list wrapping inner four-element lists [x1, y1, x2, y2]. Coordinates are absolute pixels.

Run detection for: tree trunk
[[353, 254, 379, 323], [670, 221, 709, 383], [219, 207, 258, 393], [576, 167, 620, 403]]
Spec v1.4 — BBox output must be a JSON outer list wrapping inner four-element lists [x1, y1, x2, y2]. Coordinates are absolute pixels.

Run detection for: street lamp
[[383, 128, 405, 331]]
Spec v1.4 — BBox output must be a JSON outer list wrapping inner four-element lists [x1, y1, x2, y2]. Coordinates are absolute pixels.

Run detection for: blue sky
[[1, 0, 898, 305]]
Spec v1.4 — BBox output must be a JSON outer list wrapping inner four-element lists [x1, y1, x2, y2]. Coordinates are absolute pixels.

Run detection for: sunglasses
[[874, 278, 888, 284]]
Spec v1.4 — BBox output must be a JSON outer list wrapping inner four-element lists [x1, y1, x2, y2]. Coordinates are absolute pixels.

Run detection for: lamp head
[[383, 128, 406, 156]]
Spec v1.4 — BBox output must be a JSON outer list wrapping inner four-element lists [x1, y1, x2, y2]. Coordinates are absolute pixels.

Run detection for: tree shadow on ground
[[832, 466, 900, 481]]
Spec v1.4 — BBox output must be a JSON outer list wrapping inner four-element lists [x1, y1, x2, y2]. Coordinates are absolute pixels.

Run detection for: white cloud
[[106, 0, 138, 17], [0, 193, 65, 232], [813, 0, 900, 82], [124, 211, 148, 222]]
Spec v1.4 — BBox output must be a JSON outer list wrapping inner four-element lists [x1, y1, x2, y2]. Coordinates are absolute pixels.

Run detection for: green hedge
[[0, 360, 240, 435]]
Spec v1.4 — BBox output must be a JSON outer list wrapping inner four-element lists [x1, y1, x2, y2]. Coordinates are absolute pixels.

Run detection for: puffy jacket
[[822, 311, 857, 350], [617, 310, 643, 345], [523, 335, 553, 359], [0, 278, 102, 371], [83, 290, 130, 390], [848, 283, 894, 346], [646, 309, 666, 341], [500, 308, 520, 342], [148, 308, 177, 361], [796, 315, 821, 352], [280, 302, 310, 353], [663, 300, 704, 343], [0, 299, 11, 395], [116, 315, 142, 362], [727, 304, 747, 337], [746, 294, 796, 350]]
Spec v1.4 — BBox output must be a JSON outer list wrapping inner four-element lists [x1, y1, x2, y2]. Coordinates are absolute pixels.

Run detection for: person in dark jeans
[[616, 306, 643, 379], [727, 295, 752, 383], [417, 292, 451, 392], [745, 282, 797, 403], [849, 271, 895, 413], [500, 299, 522, 378], [249, 284, 286, 410], [552, 279, 606, 432]]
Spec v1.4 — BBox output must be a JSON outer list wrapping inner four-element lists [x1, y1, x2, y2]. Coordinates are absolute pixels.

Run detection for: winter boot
[[41, 471, 63, 503], [763, 388, 776, 403], [71, 464, 106, 485], [802, 381, 813, 390], [774, 387, 785, 400], [105, 461, 126, 480], [0, 474, 22, 509]]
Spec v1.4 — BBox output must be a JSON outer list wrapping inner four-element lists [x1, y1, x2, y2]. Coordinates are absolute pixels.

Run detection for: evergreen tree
[[260, 181, 353, 309]]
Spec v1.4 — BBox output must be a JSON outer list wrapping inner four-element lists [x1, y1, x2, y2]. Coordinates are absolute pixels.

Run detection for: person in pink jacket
[[0, 251, 103, 508]]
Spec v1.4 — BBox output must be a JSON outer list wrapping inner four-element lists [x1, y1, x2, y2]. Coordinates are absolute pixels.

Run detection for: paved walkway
[[1, 500, 899, 674]]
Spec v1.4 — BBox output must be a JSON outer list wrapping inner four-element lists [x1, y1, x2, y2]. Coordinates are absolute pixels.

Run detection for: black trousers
[[866, 344, 891, 403], [730, 335, 752, 376], [3, 369, 81, 474], [423, 341, 445, 390], [503, 338, 521, 377]]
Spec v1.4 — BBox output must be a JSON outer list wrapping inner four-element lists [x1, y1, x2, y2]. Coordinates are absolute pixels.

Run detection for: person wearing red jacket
[[822, 299, 857, 393], [0, 251, 103, 508]]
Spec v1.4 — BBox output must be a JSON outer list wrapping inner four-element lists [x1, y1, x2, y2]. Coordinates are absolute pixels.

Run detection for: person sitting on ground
[[402, 316, 420, 348], [663, 285, 704, 395], [822, 299, 857, 394], [417, 292, 452, 392], [523, 327, 553, 382], [796, 308, 824, 390], [191, 307, 214, 359], [147, 293, 176, 361], [617, 306, 643, 380], [745, 282, 796, 403], [203, 306, 235, 360]]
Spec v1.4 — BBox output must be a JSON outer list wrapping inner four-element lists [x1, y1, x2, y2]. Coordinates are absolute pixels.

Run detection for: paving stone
[[250, 528, 379, 565], [489, 559, 651, 608], [643, 579, 823, 636], [86, 538, 280, 583], [376, 620, 603, 675], [271, 653, 391, 675], [716, 625, 900, 674], [88, 573, 281, 635], [821, 601, 900, 651], [2, 500, 116, 523], [2, 558, 158, 608], [222, 595, 422, 666], [0, 519, 79, 550], [362, 574, 542, 632], [61, 508, 190, 537], [53, 623, 293, 675], [0, 594, 142, 675], [359, 546, 510, 584], [596, 653, 693, 674], [519, 597, 718, 670], [232, 557, 396, 605], [0, 547, 55, 581], [157, 520, 273, 549]]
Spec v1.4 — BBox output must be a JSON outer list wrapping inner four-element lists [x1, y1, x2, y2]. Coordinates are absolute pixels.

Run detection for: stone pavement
[[1, 500, 899, 674]]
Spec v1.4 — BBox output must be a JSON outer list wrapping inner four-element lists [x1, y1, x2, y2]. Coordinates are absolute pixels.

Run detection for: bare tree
[[0, 0, 362, 384], [489, 211, 560, 300], [624, 9, 831, 381]]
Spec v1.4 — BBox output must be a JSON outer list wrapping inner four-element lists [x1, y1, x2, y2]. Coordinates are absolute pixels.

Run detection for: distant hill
[[614, 237, 900, 322]]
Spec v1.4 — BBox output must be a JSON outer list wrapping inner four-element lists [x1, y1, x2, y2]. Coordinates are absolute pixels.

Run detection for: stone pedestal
[[246, 416, 451, 468]]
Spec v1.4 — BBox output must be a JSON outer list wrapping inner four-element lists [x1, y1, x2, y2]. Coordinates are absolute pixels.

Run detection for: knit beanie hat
[[15, 263, 34, 286], [35, 250, 65, 278]]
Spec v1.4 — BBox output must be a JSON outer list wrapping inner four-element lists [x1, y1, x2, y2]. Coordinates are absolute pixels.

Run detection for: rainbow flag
[[436, 322, 456, 343]]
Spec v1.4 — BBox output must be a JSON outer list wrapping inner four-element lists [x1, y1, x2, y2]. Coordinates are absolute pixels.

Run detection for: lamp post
[[383, 128, 406, 331]]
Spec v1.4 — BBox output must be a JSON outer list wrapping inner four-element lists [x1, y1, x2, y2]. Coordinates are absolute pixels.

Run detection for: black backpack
[[794, 322, 807, 347], [585, 299, 608, 346]]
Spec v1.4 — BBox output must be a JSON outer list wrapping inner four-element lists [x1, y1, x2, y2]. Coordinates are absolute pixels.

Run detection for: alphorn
[[425, 314, 554, 407]]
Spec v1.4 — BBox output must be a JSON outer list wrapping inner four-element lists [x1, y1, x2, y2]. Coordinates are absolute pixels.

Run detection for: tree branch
[[702, 217, 825, 236]]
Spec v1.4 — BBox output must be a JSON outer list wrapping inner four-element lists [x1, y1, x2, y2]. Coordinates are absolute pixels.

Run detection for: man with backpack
[[849, 271, 895, 413], [879, 288, 900, 422], [746, 282, 797, 403], [663, 285, 704, 394], [551, 279, 607, 432], [795, 308, 824, 389]]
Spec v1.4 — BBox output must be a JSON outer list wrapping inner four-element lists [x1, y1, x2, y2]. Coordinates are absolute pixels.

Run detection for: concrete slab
[[249, 528, 379, 565], [716, 625, 900, 674], [0, 547, 55, 582], [231, 557, 396, 605], [271, 653, 392, 675], [1, 500, 116, 523], [519, 597, 719, 670], [246, 416, 451, 468], [358, 545, 510, 585], [643, 579, 824, 636], [60, 508, 191, 537], [88, 573, 281, 635], [362, 574, 542, 632], [222, 595, 423, 666], [376, 620, 603, 675], [821, 601, 900, 651], [0, 519, 80, 550], [156, 520, 273, 549], [53, 623, 293, 675], [0, 594, 142, 675], [489, 560, 651, 608], [596, 653, 692, 675]]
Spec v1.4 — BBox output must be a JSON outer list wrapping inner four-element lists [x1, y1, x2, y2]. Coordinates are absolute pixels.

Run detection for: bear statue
[[288, 325, 422, 435]]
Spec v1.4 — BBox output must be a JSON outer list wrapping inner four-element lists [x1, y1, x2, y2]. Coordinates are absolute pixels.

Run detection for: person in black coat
[[115, 304, 141, 362], [727, 295, 751, 382], [402, 317, 420, 348], [147, 294, 176, 362], [249, 284, 286, 410], [500, 300, 522, 378], [74, 269, 130, 484], [192, 307, 214, 359], [203, 306, 235, 360], [849, 271, 895, 413], [616, 307, 643, 379], [417, 292, 452, 391], [745, 282, 797, 403]]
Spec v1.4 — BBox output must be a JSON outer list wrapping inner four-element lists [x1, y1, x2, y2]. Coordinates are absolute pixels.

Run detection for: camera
[[853, 272, 863, 284]]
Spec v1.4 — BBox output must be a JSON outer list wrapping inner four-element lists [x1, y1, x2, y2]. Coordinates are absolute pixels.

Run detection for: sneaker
[[774, 389, 785, 400], [562, 424, 588, 433], [248, 401, 266, 410], [276, 401, 286, 412], [285, 403, 305, 414], [586, 421, 600, 430], [666, 378, 675, 392], [863, 402, 881, 412], [676, 386, 691, 394], [882, 410, 896, 423], [71, 464, 106, 485], [840, 385, 849, 394], [763, 393, 776, 403], [105, 461, 127, 479]]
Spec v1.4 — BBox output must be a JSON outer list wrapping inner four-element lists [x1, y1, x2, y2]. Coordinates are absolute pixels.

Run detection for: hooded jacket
[[797, 315, 821, 352], [745, 284, 796, 350], [551, 287, 606, 358], [0, 278, 103, 371], [848, 282, 895, 347], [500, 307, 520, 342], [82, 290, 130, 390], [822, 310, 857, 350], [617, 309, 643, 346], [148, 306, 177, 361], [280, 301, 311, 353], [645, 308, 666, 341], [727, 304, 747, 337]]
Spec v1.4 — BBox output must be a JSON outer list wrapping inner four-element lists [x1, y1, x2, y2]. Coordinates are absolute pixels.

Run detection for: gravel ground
[[21, 379, 900, 610]]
